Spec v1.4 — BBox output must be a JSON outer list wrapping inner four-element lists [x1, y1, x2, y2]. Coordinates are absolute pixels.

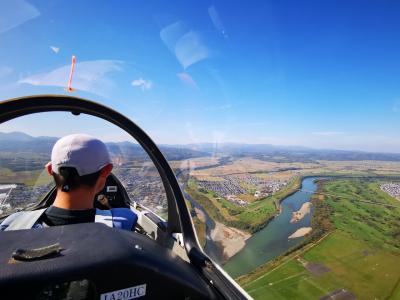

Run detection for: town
[[380, 182, 400, 200], [114, 166, 168, 217], [197, 174, 288, 206], [0, 165, 169, 218], [0, 183, 51, 216]]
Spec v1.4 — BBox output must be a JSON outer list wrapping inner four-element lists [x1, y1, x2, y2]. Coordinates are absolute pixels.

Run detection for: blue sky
[[0, 0, 400, 152]]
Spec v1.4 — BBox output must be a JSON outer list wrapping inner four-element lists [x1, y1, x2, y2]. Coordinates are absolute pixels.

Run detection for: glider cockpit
[[0, 95, 250, 300]]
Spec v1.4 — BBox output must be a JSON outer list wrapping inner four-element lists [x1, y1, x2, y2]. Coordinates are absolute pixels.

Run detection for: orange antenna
[[66, 55, 76, 92]]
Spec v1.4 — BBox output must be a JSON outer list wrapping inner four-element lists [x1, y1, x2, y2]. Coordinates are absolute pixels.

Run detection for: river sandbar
[[194, 207, 206, 223], [288, 227, 312, 239], [290, 202, 312, 223], [211, 222, 251, 259]]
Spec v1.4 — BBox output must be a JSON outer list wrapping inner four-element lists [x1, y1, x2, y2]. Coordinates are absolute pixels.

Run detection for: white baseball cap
[[51, 134, 111, 176]]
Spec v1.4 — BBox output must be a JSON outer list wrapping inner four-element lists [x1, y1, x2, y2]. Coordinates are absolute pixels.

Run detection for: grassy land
[[243, 232, 400, 299], [240, 178, 400, 299], [0, 152, 49, 172], [185, 176, 301, 233], [0, 167, 52, 186], [192, 216, 206, 247], [323, 179, 400, 250]]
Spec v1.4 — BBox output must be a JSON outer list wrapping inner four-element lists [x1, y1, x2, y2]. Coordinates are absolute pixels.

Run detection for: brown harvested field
[[169, 157, 220, 171], [315, 160, 400, 174], [187, 157, 400, 180], [258, 172, 294, 181], [305, 262, 331, 276], [191, 175, 224, 181], [190, 158, 320, 177], [237, 194, 256, 202]]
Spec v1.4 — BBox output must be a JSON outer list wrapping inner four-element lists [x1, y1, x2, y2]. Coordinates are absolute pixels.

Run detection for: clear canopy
[[1, 1, 400, 299]]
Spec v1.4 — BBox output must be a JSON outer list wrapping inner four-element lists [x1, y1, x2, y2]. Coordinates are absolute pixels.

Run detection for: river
[[177, 168, 320, 277], [222, 177, 318, 277], [178, 173, 226, 262]]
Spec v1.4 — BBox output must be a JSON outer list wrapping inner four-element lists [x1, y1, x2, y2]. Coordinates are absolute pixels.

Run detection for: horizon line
[[1, 131, 400, 155]]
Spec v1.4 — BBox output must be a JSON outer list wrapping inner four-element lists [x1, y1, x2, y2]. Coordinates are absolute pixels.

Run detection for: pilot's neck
[[53, 188, 96, 210]]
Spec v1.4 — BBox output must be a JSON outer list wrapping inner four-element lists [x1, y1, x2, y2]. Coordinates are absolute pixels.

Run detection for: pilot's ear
[[46, 162, 53, 176], [100, 163, 113, 178]]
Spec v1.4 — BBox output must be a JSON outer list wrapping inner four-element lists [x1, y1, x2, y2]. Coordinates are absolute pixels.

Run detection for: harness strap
[[95, 209, 113, 228], [4, 208, 47, 231], [1, 208, 130, 231]]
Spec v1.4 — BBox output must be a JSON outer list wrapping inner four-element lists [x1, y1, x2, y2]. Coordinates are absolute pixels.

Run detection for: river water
[[222, 177, 318, 278], [178, 170, 319, 278]]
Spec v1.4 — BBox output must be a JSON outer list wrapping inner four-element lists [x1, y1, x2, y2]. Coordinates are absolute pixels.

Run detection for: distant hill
[[0, 132, 209, 163], [172, 143, 310, 154], [168, 143, 400, 162], [0, 131, 34, 142], [0, 132, 57, 154], [1, 132, 400, 166], [106, 142, 209, 161]]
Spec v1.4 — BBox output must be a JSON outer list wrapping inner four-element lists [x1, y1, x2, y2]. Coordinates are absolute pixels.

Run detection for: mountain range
[[1, 131, 400, 162]]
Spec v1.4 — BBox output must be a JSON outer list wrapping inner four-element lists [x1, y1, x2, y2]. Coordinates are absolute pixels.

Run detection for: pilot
[[1, 134, 137, 231]]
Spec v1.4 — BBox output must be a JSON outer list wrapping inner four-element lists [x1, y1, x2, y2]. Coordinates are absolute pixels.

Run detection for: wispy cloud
[[0, 0, 40, 34], [204, 104, 232, 111], [50, 46, 60, 54], [160, 21, 210, 69], [0, 66, 13, 78], [177, 72, 197, 88], [131, 78, 152, 91], [18, 60, 122, 97], [312, 131, 345, 136]]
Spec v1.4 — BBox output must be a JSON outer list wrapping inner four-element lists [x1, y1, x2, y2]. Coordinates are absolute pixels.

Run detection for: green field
[[0, 167, 52, 186], [185, 176, 301, 233], [240, 178, 400, 299], [192, 216, 206, 247]]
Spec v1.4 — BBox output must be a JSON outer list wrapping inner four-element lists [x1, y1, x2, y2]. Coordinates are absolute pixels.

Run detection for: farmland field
[[240, 179, 400, 299]]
